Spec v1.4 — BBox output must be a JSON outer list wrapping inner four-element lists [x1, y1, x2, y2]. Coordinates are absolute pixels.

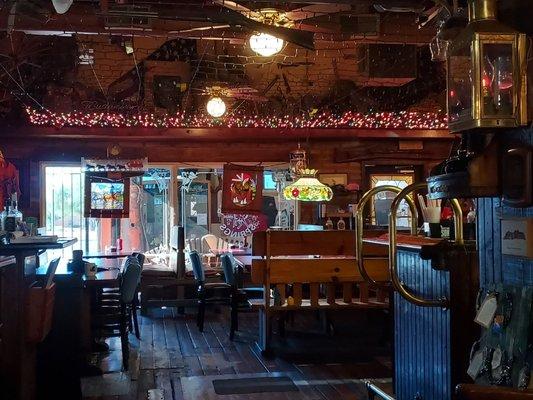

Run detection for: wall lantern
[[447, 0, 527, 133]]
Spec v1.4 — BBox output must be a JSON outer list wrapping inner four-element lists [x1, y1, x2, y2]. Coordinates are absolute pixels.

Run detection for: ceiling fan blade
[[227, 86, 258, 92], [232, 93, 268, 102], [256, 23, 315, 50], [285, 4, 351, 21], [175, 24, 231, 34], [292, 22, 336, 34], [226, 10, 314, 50], [212, 0, 261, 19]]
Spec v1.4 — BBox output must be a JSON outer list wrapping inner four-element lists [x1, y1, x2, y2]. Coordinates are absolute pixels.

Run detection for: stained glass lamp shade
[[283, 169, 333, 202]]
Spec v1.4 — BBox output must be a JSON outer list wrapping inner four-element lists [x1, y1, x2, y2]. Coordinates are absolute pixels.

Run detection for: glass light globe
[[249, 33, 284, 57], [206, 97, 226, 118]]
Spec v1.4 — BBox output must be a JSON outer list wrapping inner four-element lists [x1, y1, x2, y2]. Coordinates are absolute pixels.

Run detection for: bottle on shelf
[[10, 193, 23, 230], [325, 217, 334, 230], [0, 200, 8, 231], [337, 217, 346, 230], [3, 196, 18, 233]]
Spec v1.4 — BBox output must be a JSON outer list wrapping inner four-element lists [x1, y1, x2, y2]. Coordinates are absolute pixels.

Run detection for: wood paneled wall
[[477, 128, 533, 286]]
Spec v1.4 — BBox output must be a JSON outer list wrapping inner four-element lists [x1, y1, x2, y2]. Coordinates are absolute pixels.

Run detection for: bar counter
[[362, 235, 478, 400]]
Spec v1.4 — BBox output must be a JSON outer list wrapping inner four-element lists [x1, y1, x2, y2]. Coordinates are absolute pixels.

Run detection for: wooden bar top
[[363, 234, 477, 255], [0, 238, 78, 253], [363, 234, 444, 252]]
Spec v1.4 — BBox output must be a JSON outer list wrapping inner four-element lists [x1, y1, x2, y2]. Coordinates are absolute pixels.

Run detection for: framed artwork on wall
[[319, 173, 348, 187]]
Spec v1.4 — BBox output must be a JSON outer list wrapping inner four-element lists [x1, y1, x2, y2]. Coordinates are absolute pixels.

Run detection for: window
[[182, 180, 210, 242], [43, 165, 173, 258], [370, 174, 414, 227], [364, 165, 421, 229]]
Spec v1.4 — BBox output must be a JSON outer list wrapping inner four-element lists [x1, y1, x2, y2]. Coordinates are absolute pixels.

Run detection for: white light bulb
[[249, 33, 284, 57], [206, 97, 226, 118]]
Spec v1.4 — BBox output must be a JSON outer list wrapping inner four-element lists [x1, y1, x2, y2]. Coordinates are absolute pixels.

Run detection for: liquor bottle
[[337, 217, 346, 230], [10, 193, 23, 230], [0, 200, 8, 231], [325, 218, 334, 230], [4, 200, 16, 232]]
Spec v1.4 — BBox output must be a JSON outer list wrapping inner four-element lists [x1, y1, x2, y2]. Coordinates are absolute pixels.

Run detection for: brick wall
[[75, 36, 428, 112]]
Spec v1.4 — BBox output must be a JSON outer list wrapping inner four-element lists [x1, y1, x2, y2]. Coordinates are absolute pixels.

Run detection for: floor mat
[[212, 376, 299, 395]]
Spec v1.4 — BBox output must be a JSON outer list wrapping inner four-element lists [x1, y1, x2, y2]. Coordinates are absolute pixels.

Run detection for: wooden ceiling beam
[[2, 126, 454, 142]]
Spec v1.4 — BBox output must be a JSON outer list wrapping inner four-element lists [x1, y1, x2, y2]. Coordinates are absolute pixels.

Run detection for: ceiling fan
[[181, 1, 352, 51]]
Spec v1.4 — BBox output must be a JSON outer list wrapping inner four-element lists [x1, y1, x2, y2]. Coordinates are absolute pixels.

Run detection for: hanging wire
[[0, 62, 46, 109], [130, 36, 144, 110], [63, 14, 108, 102]]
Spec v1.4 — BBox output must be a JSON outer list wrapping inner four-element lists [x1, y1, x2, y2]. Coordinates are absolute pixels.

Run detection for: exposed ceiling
[[0, 0, 530, 122]]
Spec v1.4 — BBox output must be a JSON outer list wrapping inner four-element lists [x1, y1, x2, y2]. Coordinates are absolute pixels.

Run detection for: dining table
[[83, 250, 133, 259]]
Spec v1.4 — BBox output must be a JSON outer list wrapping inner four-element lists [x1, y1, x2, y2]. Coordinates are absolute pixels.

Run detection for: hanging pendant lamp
[[283, 169, 333, 202]]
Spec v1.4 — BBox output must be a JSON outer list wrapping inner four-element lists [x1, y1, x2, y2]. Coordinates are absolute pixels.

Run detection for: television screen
[[90, 182, 125, 210], [264, 171, 277, 190]]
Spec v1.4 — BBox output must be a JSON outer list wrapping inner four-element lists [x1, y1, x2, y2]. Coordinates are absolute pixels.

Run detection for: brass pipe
[[468, 0, 497, 22], [355, 185, 418, 287], [388, 183, 464, 307]]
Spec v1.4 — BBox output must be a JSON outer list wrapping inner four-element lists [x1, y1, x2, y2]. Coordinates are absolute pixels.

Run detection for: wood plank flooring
[[83, 307, 392, 400]]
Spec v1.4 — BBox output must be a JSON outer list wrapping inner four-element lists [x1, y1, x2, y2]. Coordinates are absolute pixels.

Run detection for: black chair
[[190, 251, 249, 340], [92, 256, 142, 370]]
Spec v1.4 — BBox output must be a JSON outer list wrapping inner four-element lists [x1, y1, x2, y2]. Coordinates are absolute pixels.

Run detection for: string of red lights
[[25, 107, 448, 130]]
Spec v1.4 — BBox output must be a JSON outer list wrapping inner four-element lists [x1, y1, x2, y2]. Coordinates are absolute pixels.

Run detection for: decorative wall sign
[[222, 164, 263, 214], [319, 173, 348, 187], [84, 172, 130, 218], [219, 213, 267, 238], [501, 218, 533, 258]]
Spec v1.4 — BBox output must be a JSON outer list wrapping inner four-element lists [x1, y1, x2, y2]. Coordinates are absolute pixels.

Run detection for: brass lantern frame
[[447, 14, 528, 133]]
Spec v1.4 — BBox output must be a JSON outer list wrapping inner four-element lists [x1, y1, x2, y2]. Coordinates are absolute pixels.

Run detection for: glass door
[[182, 180, 210, 244]]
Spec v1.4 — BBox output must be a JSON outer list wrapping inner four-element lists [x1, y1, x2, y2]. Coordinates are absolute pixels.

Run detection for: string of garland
[[26, 107, 448, 130]]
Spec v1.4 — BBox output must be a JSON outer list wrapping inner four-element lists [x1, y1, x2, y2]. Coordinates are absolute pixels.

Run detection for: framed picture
[[501, 218, 533, 258], [84, 172, 130, 218], [319, 173, 348, 187]]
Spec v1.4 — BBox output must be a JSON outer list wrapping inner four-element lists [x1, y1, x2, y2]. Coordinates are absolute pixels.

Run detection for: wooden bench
[[250, 230, 390, 353]]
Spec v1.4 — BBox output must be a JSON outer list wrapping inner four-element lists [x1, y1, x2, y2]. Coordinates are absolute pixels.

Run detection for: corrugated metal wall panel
[[394, 250, 451, 400]]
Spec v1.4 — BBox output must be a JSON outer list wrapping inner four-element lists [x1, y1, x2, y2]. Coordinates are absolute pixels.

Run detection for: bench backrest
[[251, 230, 390, 307]]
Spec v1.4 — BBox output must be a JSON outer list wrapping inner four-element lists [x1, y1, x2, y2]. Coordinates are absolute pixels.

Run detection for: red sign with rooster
[[222, 164, 264, 215]]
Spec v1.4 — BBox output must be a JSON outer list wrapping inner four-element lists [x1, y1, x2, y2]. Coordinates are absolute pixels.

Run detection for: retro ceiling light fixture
[[206, 97, 226, 118], [283, 169, 333, 202], [249, 32, 284, 57]]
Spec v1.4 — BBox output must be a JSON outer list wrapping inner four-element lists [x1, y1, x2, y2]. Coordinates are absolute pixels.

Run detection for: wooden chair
[[92, 256, 142, 370], [250, 230, 390, 354], [190, 251, 249, 340], [201, 234, 219, 267]]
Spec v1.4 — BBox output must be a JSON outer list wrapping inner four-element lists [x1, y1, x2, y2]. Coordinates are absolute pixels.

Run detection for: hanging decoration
[[220, 213, 268, 238], [26, 108, 448, 130], [222, 164, 264, 214], [289, 144, 307, 178], [179, 171, 198, 193], [283, 169, 333, 202]]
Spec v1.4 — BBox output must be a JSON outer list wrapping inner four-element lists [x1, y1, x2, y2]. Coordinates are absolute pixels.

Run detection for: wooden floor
[[83, 307, 393, 400]]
